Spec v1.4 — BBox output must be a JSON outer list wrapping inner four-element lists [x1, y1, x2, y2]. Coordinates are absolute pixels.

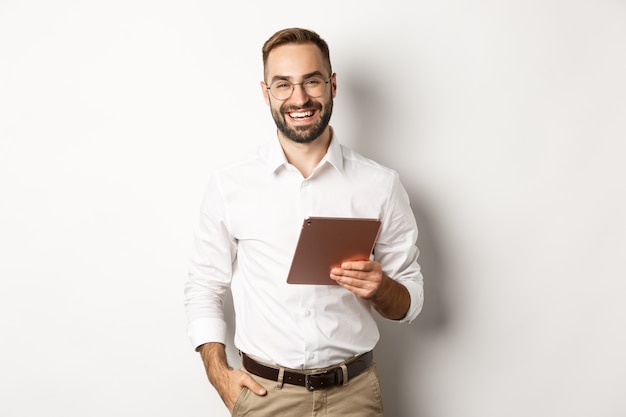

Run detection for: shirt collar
[[266, 130, 345, 175], [266, 136, 288, 173], [323, 133, 345, 174]]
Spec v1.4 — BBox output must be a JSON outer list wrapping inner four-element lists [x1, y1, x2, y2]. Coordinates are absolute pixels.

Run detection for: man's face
[[262, 43, 336, 144]]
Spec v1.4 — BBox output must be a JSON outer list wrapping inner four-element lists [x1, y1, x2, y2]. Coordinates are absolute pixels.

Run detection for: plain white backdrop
[[1, 1, 625, 416]]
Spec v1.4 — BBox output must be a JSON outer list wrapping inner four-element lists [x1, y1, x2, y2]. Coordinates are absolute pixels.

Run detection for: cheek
[[271, 102, 283, 117]]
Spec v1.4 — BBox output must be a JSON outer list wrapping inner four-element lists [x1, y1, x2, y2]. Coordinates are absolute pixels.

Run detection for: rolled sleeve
[[187, 317, 228, 351], [397, 273, 424, 323], [184, 174, 236, 350], [378, 171, 425, 323]]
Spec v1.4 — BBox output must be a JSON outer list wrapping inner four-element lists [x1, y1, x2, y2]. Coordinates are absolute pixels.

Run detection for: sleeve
[[375, 171, 424, 323], [184, 173, 237, 349]]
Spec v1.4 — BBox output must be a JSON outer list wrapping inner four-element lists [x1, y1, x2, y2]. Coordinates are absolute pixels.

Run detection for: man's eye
[[304, 79, 322, 86]]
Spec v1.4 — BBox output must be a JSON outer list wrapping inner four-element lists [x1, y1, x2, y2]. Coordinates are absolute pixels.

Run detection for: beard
[[271, 97, 333, 144]]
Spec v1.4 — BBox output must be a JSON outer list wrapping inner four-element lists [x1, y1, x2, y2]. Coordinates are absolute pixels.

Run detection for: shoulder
[[212, 142, 272, 177], [200, 143, 275, 201], [340, 144, 399, 180]]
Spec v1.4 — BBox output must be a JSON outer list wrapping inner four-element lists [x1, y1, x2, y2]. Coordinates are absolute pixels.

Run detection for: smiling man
[[185, 28, 424, 416], [264, 43, 333, 146]]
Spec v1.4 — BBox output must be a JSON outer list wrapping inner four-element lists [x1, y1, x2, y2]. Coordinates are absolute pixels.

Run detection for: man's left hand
[[330, 260, 382, 300], [330, 260, 410, 320]]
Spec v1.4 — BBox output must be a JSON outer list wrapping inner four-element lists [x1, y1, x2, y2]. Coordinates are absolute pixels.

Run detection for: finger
[[333, 273, 370, 291], [340, 261, 370, 271], [330, 269, 365, 284], [331, 268, 358, 280], [241, 374, 267, 396], [336, 279, 376, 299]]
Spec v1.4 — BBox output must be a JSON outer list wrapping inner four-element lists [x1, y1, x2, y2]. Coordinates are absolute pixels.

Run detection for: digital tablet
[[286, 216, 382, 285]]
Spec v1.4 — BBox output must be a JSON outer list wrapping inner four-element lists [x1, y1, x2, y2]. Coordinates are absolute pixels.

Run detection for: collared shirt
[[185, 134, 423, 369]]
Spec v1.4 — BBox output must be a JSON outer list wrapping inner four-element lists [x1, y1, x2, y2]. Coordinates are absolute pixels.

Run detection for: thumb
[[242, 374, 267, 396]]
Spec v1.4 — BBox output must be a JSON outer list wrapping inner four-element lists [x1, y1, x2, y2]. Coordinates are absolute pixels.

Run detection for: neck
[[278, 126, 333, 178]]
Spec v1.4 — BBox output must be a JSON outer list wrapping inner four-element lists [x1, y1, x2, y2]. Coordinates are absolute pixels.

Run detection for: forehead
[[265, 42, 327, 80]]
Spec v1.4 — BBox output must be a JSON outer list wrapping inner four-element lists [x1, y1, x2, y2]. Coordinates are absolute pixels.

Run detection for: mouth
[[286, 109, 317, 123]]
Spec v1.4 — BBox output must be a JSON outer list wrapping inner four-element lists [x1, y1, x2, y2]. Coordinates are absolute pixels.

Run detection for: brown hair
[[262, 28, 332, 79]]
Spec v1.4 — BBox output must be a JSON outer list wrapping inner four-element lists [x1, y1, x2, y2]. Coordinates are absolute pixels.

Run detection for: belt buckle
[[304, 370, 330, 391]]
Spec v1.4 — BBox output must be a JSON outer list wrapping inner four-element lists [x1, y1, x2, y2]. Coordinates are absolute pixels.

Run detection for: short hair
[[262, 28, 332, 79]]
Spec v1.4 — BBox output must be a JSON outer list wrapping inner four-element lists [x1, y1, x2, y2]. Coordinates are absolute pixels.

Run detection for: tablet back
[[286, 217, 382, 285]]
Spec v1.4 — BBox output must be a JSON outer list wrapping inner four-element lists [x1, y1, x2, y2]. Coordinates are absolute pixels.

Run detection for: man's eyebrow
[[269, 71, 326, 83]]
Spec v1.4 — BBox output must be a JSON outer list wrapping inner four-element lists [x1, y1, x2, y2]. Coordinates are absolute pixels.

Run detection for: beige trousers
[[232, 362, 384, 417]]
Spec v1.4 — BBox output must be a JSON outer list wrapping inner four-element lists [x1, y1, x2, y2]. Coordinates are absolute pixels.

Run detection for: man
[[185, 27, 424, 416]]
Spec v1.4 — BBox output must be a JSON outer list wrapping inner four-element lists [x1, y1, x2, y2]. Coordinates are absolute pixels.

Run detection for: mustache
[[280, 101, 322, 113]]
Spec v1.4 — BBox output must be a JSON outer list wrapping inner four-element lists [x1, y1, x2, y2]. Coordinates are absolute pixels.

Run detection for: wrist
[[369, 275, 410, 320], [198, 343, 232, 384]]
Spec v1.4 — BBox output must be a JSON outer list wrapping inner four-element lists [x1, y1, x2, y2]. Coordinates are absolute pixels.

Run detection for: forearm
[[198, 342, 232, 390], [369, 275, 411, 320]]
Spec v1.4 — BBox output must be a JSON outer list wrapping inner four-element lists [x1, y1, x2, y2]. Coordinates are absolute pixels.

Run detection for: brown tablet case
[[286, 217, 382, 285]]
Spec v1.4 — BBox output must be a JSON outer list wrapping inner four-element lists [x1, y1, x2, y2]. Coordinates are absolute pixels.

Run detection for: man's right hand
[[214, 367, 267, 411], [198, 343, 267, 412]]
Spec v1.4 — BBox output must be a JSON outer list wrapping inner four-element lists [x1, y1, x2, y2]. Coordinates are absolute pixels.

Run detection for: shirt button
[[308, 353, 315, 360], [304, 310, 311, 317]]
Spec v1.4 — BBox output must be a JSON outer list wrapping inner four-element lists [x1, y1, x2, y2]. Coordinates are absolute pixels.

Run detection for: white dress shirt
[[185, 134, 424, 369]]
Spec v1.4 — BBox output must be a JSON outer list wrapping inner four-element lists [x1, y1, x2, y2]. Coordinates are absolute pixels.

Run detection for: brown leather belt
[[242, 351, 373, 391]]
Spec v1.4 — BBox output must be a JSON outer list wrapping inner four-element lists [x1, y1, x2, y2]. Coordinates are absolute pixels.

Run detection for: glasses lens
[[302, 77, 326, 98], [270, 80, 293, 100], [269, 77, 328, 100]]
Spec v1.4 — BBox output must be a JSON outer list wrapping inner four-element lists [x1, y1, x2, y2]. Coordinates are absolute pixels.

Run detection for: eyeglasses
[[266, 76, 331, 101]]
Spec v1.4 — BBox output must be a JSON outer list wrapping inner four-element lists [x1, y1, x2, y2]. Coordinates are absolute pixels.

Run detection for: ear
[[331, 73, 337, 99], [261, 81, 271, 106]]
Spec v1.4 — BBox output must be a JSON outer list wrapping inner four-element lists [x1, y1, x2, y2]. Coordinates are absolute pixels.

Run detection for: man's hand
[[330, 260, 410, 320], [330, 260, 383, 299], [211, 367, 266, 412], [198, 343, 266, 412]]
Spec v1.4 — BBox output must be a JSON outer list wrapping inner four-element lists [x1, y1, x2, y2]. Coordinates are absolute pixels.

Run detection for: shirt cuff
[[398, 276, 424, 323], [187, 317, 228, 351]]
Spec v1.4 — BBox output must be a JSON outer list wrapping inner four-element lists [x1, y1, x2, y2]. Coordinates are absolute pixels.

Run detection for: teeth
[[289, 111, 313, 118]]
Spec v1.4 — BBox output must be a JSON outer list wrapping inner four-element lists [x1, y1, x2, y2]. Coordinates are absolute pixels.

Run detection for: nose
[[289, 83, 309, 104]]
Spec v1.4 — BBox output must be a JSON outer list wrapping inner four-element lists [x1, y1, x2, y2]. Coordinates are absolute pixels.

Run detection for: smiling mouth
[[287, 110, 315, 121]]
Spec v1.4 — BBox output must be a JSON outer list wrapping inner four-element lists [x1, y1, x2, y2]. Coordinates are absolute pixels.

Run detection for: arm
[[329, 172, 423, 321], [198, 342, 266, 412], [186, 176, 266, 411]]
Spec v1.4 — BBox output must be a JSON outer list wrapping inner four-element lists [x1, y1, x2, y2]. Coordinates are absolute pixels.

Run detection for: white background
[[1, 1, 625, 416]]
